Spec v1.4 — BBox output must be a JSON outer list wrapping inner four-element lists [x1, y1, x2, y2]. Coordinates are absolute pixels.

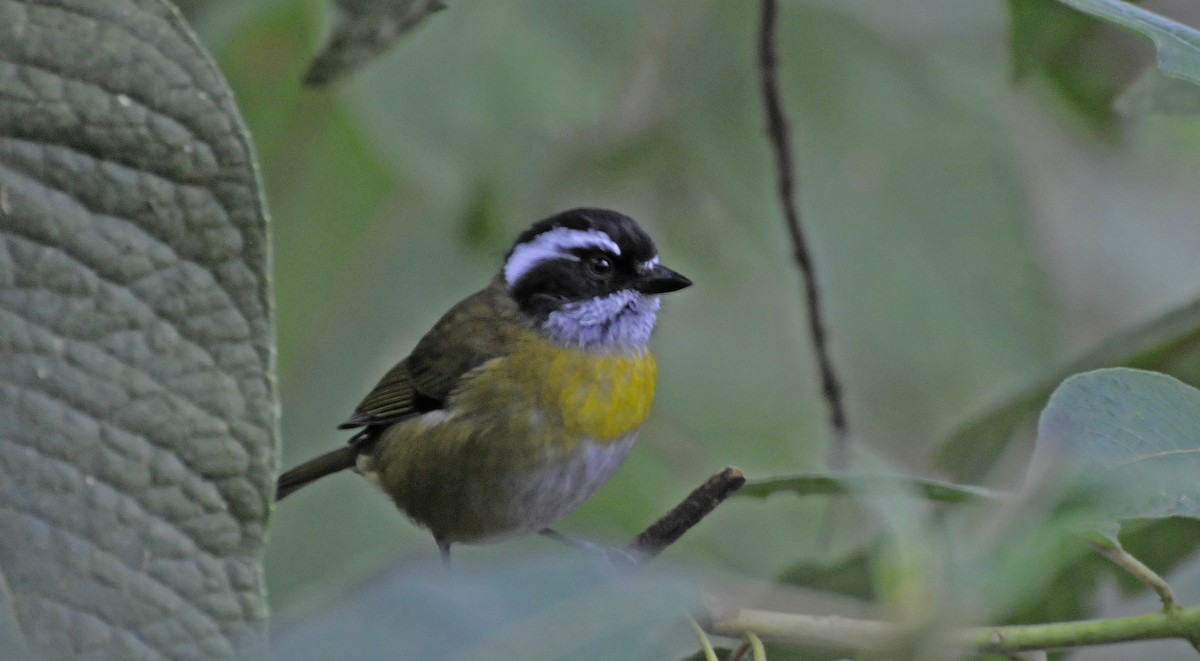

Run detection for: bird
[[275, 208, 692, 565]]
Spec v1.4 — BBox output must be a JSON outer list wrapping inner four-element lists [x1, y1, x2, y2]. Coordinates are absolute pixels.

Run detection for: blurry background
[[179, 0, 1200, 657]]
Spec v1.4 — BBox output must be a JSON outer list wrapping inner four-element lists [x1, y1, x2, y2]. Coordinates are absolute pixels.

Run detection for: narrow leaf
[[739, 473, 999, 504], [0, 0, 276, 657]]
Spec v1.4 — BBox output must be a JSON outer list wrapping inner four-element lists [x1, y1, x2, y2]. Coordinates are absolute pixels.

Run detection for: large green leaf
[[1035, 368, 1200, 526], [0, 1, 275, 657], [0, 577, 31, 659]]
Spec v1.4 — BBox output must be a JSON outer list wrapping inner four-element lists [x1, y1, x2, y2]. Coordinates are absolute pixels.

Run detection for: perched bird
[[276, 208, 691, 563]]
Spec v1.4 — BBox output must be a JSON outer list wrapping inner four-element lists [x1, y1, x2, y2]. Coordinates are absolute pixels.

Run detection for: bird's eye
[[586, 254, 614, 278]]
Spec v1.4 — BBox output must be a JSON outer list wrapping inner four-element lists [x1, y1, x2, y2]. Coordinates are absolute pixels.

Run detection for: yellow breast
[[536, 344, 657, 441], [457, 337, 658, 445]]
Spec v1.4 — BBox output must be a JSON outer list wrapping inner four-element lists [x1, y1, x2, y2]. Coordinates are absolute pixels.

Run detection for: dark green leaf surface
[[0, 1, 275, 657], [1035, 368, 1200, 525], [937, 296, 1200, 482], [0, 578, 31, 659]]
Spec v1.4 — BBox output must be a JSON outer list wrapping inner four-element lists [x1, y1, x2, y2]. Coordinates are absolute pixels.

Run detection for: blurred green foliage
[[179, 0, 1200, 657]]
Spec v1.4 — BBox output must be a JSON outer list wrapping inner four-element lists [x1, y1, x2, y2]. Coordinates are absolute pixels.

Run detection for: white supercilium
[[504, 227, 621, 287]]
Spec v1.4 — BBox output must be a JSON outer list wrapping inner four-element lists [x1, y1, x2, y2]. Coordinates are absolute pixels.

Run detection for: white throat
[[542, 290, 661, 349]]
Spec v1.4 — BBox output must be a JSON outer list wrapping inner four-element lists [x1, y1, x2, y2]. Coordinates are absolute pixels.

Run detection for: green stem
[[690, 616, 719, 661], [706, 609, 907, 650], [963, 607, 1200, 653], [706, 605, 1200, 654], [1087, 536, 1178, 611], [746, 631, 766, 661]]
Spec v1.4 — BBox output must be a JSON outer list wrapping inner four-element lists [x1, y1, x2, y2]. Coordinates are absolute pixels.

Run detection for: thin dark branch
[[757, 0, 851, 468], [627, 467, 746, 561]]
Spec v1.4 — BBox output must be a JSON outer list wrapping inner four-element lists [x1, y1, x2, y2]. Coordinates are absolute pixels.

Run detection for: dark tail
[[276, 445, 358, 501]]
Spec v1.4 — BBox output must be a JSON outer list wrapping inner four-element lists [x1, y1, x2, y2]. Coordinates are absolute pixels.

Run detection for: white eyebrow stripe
[[504, 227, 621, 286]]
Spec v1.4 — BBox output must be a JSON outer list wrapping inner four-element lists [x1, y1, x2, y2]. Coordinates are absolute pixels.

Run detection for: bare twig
[[757, 0, 851, 468], [626, 467, 746, 561]]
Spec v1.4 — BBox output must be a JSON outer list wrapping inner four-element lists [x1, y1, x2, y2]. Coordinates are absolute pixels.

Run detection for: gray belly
[[496, 433, 639, 539], [358, 431, 639, 545]]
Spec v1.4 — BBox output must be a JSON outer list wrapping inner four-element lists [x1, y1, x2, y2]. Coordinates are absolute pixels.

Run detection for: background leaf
[[0, 0, 275, 657], [1008, 0, 1147, 129], [1034, 368, 1200, 525], [1057, 0, 1200, 86], [937, 296, 1200, 483]]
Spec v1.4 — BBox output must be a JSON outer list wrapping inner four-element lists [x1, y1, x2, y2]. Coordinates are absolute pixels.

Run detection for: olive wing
[[338, 282, 521, 429]]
